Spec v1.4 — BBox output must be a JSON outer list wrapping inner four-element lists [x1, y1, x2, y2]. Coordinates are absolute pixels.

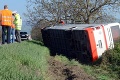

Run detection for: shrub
[[31, 20, 50, 41], [31, 27, 42, 41], [100, 43, 120, 79], [102, 43, 120, 64]]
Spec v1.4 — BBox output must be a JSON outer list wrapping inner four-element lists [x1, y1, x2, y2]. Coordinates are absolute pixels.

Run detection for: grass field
[[0, 40, 119, 80], [0, 40, 50, 80]]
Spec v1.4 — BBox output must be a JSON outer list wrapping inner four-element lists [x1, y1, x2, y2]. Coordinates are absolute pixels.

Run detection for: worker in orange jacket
[[0, 5, 13, 44]]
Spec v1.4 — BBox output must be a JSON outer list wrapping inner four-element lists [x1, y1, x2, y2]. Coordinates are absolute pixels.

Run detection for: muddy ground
[[47, 57, 96, 80]]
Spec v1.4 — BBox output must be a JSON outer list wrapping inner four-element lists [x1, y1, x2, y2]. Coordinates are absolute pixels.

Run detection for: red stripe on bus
[[85, 28, 98, 62], [101, 25, 108, 50]]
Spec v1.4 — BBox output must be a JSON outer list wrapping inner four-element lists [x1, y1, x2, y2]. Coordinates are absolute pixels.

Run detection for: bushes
[[102, 43, 120, 66], [31, 27, 42, 41], [30, 20, 50, 41], [100, 43, 120, 79]]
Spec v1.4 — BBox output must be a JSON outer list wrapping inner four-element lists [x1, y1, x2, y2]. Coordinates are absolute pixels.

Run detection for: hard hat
[[12, 11, 17, 14]]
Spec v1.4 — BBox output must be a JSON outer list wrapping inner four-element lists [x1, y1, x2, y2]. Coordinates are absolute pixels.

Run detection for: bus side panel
[[103, 23, 120, 49], [103, 25, 114, 49], [101, 25, 108, 50], [85, 28, 98, 62], [93, 27, 107, 58]]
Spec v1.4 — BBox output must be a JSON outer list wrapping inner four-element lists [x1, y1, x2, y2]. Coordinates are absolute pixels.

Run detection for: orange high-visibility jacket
[[11, 17, 15, 28], [0, 9, 12, 26]]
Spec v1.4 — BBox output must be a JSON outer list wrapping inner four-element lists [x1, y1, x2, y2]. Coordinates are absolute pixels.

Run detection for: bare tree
[[25, 0, 120, 25]]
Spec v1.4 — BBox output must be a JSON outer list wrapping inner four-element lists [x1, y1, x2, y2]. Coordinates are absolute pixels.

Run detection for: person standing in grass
[[0, 5, 13, 44], [10, 17, 15, 43], [12, 11, 22, 43]]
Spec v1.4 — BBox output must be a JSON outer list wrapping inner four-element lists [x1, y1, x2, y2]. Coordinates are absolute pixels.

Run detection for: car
[[20, 32, 29, 40]]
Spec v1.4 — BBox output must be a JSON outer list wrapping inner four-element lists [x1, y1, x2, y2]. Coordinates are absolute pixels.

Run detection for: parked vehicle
[[41, 23, 120, 62], [20, 32, 29, 40]]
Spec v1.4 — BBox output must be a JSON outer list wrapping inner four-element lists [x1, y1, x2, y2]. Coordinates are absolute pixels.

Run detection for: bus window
[[111, 25, 120, 42]]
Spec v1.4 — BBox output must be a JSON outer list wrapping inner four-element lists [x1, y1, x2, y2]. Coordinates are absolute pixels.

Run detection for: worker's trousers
[[10, 28, 15, 43], [15, 30, 21, 43], [2, 26, 11, 44]]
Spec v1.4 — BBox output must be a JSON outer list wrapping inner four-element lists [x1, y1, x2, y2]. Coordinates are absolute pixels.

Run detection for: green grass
[[54, 44, 120, 80], [0, 40, 50, 80], [54, 55, 80, 66], [55, 55, 119, 80], [0, 40, 119, 80]]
